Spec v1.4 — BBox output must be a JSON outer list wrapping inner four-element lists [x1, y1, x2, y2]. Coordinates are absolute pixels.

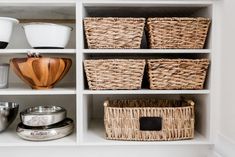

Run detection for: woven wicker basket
[[84, 59, 146, 90], [84, 17, 145, 49], [104, 98, 195, 141], [146, 17, 211, 49], [147, 59, 209, 90]]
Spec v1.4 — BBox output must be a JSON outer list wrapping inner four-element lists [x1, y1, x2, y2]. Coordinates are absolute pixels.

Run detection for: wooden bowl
[[10, 57, 72, 89]]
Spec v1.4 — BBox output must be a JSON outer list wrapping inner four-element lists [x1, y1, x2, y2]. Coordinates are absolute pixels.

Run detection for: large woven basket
[[84, 17, 145, 49], [84, 59, 146, 90], [146, 17, 211, 49], [147, 59, 209, 90], [104, 98, 195, 141]]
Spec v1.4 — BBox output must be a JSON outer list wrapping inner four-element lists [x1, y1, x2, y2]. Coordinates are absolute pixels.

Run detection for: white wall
[[214, 0, 235, 156], [220, 0, 235, 142]]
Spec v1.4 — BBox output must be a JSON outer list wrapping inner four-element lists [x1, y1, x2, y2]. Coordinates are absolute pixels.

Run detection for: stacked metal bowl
[[16, 106, 74, 141]]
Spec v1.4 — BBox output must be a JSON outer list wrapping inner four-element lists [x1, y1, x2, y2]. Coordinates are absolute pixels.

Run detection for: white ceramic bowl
[[23, 23, 72, 49], [0, 17, 19, 49]]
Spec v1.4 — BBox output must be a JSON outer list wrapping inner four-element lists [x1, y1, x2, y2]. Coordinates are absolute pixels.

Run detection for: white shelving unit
[[0, 2, 78, 146], [0, 94, 77, 146], [83, 89, 210, 95], [0, 49, 76, 54], [1, 1, 234, 157], [83, 119, 212, 146], [79, 0, 214, 148], [0, 83, 76, 95], [83, 49, 211, 54], [0, 125, 77, 147]]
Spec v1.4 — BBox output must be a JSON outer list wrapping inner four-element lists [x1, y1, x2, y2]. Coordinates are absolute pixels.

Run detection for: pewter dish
[[0, 102, 19, 132], [20, 106, 66, 127], [16, 118, 74, 141]]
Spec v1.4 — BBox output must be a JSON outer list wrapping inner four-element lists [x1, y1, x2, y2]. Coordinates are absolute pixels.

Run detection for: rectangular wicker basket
[[84, 17, 145, 49], [146, 17, 211, 49], [84, 59, 146, 90], [104, 98, 195, 141], [147, 59, 209, 90]]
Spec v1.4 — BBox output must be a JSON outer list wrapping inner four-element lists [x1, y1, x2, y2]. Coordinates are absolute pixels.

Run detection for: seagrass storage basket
[[84, 59, 146, 90], [147, 59, 209, 90], [104, 98, 195, 141], [146, 17, 211, 49], [84, 17, 145, 49]]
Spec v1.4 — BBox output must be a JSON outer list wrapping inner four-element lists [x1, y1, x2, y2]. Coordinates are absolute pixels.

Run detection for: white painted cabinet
[[0, 0, 233, 157]]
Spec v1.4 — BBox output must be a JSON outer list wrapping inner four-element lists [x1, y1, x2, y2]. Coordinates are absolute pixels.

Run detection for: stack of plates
[[16, 106, 74, 141]]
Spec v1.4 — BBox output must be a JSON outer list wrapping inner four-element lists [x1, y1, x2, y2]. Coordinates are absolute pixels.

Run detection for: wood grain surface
[[10, 57, 72, 89]]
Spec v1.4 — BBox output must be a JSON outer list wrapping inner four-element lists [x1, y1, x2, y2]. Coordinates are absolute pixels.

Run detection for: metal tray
[[16, 118, 74, 141]]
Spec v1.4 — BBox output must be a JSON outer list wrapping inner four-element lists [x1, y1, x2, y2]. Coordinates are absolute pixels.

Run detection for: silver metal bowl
[[16, 118, 74, 141], [0, 102, 19, 132], [20, 106, 66, 127]]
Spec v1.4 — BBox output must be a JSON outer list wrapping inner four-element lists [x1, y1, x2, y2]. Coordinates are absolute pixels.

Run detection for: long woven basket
[[146, 17, 211, 49], [84, 17, 145, 49], [84, 59, 146, 90], [147, 59, 209, 90], [104, 98, 195, 141]]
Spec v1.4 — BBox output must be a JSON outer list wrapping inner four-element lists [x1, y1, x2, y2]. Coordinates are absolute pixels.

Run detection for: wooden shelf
[[0, 122, 77, 147], [82, 119, 213, 146], [0, 49, 76, 54], [0, 83, 76, 95], [83, 89, 210, 95], [83, 49, 211, 54], [82, 1, 213, 7], [0, 3, 75, 20]]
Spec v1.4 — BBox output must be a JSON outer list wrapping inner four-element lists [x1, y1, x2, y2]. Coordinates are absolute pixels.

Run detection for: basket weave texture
[[84, 59, 146, 90], [84, 17, 145, 49], [147, 59, 209, 90], [104, 99, 195, 141], [146, 17, 211, 49]]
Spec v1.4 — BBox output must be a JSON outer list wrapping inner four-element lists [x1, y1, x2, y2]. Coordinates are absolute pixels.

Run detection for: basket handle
[[185, 100, 195, 106], [139, 117, 162, 131], [181, 96, 195, 106], [182, 99, 195, 106], [103, 100, 109, 107]]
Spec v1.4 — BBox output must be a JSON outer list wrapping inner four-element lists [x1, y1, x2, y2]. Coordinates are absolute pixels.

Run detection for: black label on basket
[[139, 117, 162, 131]]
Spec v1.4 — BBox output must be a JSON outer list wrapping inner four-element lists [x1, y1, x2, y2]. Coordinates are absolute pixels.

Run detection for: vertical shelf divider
[[76, 0, 84, 144]]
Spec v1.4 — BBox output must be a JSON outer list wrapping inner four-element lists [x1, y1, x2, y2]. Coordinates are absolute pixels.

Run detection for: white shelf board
[[0, 124, 77, 147], [83, 49, 211, 54], [82, 0, 213, 6], [83, 119, 213, 146], [83, 89, 210, 95], [0, 1, 75, 5], [0, 3, 75, 20], [0, 49, 76, 54], [0, 83, 76, 95]]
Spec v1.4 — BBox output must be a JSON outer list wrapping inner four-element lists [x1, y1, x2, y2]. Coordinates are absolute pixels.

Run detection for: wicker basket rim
[[147, 17, 210, 21], [84, 17, 146, 21], [105, 106, 194, 110], [84, 59, 146, 62], [147, 58, 209, 62], [104, 99, 195, 107]]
